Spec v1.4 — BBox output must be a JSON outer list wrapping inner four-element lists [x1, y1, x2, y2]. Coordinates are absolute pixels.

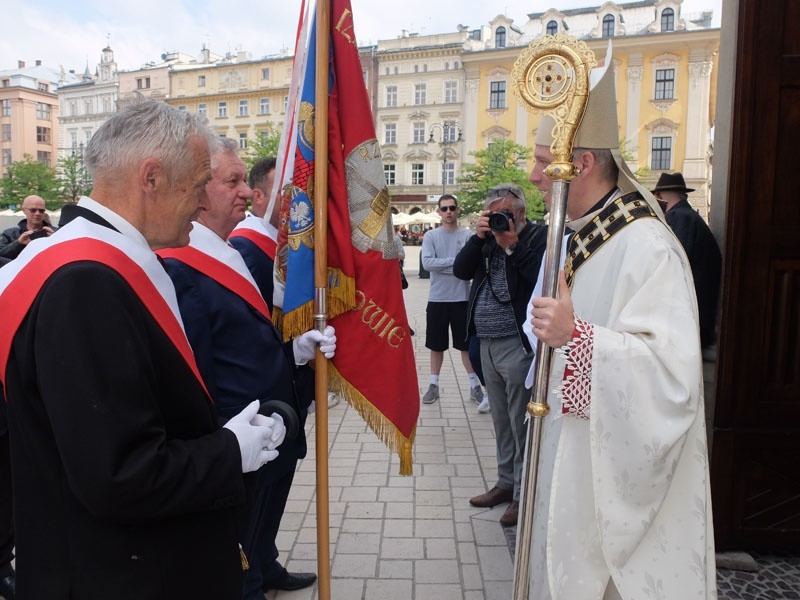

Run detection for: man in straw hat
[[523, 54, 716, 599], [652, 172, 722, 350]]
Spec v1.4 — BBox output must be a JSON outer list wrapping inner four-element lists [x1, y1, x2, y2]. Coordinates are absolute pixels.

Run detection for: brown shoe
[[499, 501, 519, 527], [469, 486, 513, 508]]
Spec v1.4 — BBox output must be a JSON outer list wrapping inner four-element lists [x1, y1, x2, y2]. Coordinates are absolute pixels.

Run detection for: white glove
[[223, 400, 280, 472], [293, 326, 337, 365], [257, 412, 286, 450]]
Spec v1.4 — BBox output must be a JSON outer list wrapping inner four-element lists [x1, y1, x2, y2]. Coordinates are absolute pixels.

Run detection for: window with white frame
[[384, 123, 397, 144], [444, 81, 458, 103], [261, 68, 270, 80], [2, 149, 11, 166], [443, 162, 455, 186], [490, 81, 507, 109], [414, 83, 427, 105], [443, 121, 458, 143], [36, 102, 50, 120], [385, 85, 397, 107], [411, 163, 425, 185], [70, 132, 77, 147], [661, 8, 675, 31], [1, 100, 9, 117], [198, 103, 207, 116], [655, 69, 675, 100], [198, 75, 206, 87], [546, 20, 558, 35], [651, 136, 672, 170], [412, 122, 426, 144], [283, 96, 289, 112], [239, 132, 248, 149], [36, 126, 50, 143], [218, 101, 227, 118], [495, 26, 506, 48], [239, 99, 248, 116], [1, 124, 10, 141], [602, 14, 615, 37], [260, 98, 270, 114], [383, 164, 396, 186]]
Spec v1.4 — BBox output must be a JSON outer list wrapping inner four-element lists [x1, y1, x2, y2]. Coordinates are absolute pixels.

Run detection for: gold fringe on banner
[[276, 268, 356, 342], [328, 363, 416, 475]]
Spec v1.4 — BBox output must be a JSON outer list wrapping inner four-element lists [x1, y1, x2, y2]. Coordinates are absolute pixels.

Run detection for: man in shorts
[[420, 194, 481, 404]]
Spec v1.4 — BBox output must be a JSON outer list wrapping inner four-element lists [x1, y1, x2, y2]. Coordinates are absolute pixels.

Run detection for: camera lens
[[488, 212, 511, 232]]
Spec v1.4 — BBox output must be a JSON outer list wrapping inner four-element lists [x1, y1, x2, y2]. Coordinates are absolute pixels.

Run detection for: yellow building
[[166, 52, 294, 152], [462, 1, 719, 217]]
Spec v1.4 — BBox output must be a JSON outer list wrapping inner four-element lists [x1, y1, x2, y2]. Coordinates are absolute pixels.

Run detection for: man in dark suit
[[161, 138, 332, 598], [229, 157, 278, 311], [0, 101, 280, 600], [652, 172, 723, 348]]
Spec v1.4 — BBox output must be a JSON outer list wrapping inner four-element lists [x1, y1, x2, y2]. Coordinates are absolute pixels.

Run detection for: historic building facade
[[461, 0, 719, 217], [165, 52, 294, 152], [0, 60, 78, 178], [57, 46, 119, 159]]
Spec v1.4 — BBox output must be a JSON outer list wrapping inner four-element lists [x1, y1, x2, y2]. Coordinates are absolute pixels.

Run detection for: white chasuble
[[526, 216, 716, 599]]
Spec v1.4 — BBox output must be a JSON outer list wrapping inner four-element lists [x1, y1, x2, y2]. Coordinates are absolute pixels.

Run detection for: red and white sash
[[229, 216, 277, 261], [159, 222, 271, 322], [0, 218, 210, 400]]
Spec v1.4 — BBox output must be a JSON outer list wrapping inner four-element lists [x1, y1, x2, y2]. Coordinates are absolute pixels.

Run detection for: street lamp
[[428, 121, 463, 197]]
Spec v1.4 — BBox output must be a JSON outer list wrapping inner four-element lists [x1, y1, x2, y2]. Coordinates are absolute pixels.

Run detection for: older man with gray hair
[[453, 183, 547, 527], [0, 100, 279, 599]]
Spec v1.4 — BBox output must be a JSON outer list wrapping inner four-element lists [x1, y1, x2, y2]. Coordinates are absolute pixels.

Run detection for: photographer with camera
[[453, 183, 546, 527], [0, 195, 56, 261]]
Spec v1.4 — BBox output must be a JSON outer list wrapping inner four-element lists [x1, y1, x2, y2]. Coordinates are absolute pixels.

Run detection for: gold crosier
[[510, 34, 596, 600]]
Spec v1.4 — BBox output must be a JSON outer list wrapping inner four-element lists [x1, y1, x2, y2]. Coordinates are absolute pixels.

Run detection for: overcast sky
[[2, 0, 722, 74]]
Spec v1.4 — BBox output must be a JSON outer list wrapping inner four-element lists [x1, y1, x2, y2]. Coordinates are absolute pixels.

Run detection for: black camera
[[29, 229, 49, 241], [488, 210, 514, 233]]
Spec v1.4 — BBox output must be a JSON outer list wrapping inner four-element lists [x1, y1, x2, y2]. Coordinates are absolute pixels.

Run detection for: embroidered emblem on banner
[[564, 192, 658, 287]]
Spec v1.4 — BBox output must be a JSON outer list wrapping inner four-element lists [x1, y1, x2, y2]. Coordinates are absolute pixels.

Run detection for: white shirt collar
[[77, 196, 151, 251]]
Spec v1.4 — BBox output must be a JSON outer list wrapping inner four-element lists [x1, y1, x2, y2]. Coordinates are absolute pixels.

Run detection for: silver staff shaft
[[512, 179, 570, 600]]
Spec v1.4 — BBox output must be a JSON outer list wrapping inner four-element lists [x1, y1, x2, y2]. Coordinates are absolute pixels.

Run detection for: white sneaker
[[477, 397, 490, 413], [328, 391, 341, 408], [469, 385, 484, 404]]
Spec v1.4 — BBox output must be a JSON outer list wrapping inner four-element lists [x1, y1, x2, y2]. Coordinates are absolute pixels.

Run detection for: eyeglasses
[[24, 208, 46, 214], [439, 205, 457, 212], [486, 186, 522, 201]]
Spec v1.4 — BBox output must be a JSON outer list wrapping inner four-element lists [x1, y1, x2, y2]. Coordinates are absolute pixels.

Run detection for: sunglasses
[[439, 205, 457, 212], [25, 208, 46, 214], [486, 187, 522, 200]]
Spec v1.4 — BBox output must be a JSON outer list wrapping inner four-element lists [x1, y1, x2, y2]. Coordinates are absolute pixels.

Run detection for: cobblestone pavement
[[267, 246, 800, 599]]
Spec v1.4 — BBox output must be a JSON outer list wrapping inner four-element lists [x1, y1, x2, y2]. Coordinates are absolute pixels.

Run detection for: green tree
[[0, 154, 59, 207], [57, 153, 93, 202], [619, 138, 650, 180], [457, 139, 545, 220], [243, 123, 282, 170]]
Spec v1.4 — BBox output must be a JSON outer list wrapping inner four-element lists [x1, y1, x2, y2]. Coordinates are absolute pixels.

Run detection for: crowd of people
[[0, 47, 722, 599]]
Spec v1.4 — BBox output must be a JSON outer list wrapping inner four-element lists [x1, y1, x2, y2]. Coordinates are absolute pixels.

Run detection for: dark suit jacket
[[666, 199, 722, 347], [3, 205, 246, 599], [228, 235, 275, 312]]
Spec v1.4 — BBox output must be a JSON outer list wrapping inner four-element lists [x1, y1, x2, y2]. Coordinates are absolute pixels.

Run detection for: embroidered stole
[[564, 192, 659, 287]]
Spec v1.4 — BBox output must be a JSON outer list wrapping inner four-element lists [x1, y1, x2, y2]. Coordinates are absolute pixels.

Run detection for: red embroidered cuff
[[556, 316, 594, 420]]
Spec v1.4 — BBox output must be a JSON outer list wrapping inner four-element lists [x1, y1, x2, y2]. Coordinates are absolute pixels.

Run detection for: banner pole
[[314, 0, 331, 599]]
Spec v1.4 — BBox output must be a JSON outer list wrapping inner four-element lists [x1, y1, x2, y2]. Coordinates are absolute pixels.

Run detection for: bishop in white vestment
[[523, 57, 717, 600]]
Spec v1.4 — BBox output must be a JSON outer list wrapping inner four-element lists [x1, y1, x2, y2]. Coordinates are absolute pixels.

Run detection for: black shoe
[[0, 570, 16, 600], [263, 570, 317, 592], [409, 327, 415, 336]]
